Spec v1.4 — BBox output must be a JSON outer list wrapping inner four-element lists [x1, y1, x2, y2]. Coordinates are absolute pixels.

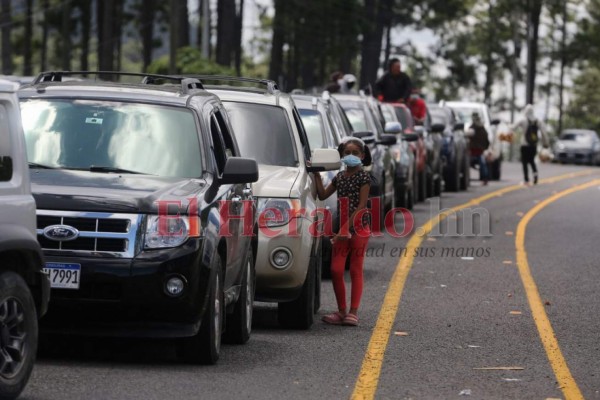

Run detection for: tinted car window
[[224, 102, 297, 167], [560, 132, 593, 143], [298, 109, 325, 149], [20, 99, 202, 177], [394, 107, 414, 130], [0, 104, 13, 181]]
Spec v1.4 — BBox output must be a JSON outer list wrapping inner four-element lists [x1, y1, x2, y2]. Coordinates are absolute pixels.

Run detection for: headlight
[[257, 198, 302, 228], [556, 143, 565, 150], [144, 215, 199, 249]]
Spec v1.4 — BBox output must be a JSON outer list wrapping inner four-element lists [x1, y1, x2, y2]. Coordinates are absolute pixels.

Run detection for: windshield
[[224, 102, 297, 167], [20, 99, 202, 177], [429, 108, 449, 126], [298, 109, 325, 149], [393, 107, 414, 130], [451, 107, 483, 126], [560, 132, 593, 143]]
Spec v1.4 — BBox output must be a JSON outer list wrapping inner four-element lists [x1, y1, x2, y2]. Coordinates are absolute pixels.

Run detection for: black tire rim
[[0, 297, 28, 379]]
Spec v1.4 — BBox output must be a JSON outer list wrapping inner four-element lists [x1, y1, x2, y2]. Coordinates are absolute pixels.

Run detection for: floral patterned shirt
[[332, 170, 371, 230]]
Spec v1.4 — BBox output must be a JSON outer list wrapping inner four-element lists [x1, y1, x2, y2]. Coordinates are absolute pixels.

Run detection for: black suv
[[19, 72, 259, 364]]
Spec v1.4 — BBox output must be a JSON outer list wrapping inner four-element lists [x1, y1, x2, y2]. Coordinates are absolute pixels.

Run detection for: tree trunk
[[234, 0, 244, 76], [201, 0, 210, 59], [22, 0, 33, 75], [98, 0, 115, 74], [484, 1, 495, 106], [80, 0, 91, 72], [359, 0, 386, 91], [141, 0, 156, 72], [113, 0, 124, 72], [169, 0, 177, 74], [557, 0, 567, 134], [41, 0, 49, 71], [1, 0, 13, 75], [268, 0, 285, 83], [216, 0, 236, 67], [61, 1, 72, 70], [525, 0, 543, 105], [176, 0, 189, 48]]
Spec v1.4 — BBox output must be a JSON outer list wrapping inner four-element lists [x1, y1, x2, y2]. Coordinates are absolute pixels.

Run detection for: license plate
[[43, 263, 81, 289]]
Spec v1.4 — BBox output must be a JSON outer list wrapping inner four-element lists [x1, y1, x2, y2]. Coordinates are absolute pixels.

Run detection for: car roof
[[445, 101, 487, 108], [562, 129, 597, 135], [207, 86, 293, 108]]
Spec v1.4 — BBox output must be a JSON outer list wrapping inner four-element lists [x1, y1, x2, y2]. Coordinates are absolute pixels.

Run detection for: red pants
[[330, 232, 369, 312]]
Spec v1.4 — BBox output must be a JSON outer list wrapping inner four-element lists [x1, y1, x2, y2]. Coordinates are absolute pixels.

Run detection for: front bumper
[[41, 238, 212, 338], [254, 218, 313, 302]]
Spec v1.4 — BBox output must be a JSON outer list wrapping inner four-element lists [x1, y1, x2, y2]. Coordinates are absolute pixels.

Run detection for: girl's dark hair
[[337, 138, 372, 167]]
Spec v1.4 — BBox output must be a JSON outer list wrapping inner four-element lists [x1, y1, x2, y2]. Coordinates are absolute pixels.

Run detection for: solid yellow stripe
[[351, 169, 596, 400], [515, 179, 600, 400]]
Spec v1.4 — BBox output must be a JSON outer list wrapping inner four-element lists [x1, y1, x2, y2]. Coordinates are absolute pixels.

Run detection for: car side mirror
[[352, 131, 376, 145], [431, 123, 445, 134], [402, 133, 419, 142], [219, 157, 259, 184], [307, 148, 341, 172], [454, 122, 464, 131], [384, 121, 402, 134], [377, 134, 397, 146], [491, 119, 501, 126]]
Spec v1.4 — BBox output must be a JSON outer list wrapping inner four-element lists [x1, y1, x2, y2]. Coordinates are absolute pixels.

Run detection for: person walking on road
[[511, 104, 549, 185], [313, 138, 372, 327], [466, 112, 491, 185], [375, 58, 412, 103]]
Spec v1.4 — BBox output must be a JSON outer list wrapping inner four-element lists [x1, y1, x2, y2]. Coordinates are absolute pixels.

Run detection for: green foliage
[[147, 47, 236, 75], [563, 67, 600, 132]]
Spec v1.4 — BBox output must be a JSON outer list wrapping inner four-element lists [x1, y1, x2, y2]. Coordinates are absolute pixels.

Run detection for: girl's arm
[[313, 172, 336, 200]]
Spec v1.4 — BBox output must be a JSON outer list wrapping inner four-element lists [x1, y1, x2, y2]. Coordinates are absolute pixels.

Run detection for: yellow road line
[[515, 179, 600, 400], [351, 169, 597, 400]]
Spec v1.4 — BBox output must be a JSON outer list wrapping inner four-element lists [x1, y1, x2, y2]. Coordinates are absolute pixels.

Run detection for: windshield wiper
[[28, 162, 57, 169], [89, 166, 146, 174]]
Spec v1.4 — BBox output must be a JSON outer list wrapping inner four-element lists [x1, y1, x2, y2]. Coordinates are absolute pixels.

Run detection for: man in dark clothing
[[375, 58, 412, 103], [466, 112, 490, 185]]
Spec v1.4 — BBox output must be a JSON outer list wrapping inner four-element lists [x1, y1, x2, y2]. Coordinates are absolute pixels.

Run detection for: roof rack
[[32, 71, 204, 94], [187, 75, 280, 95]]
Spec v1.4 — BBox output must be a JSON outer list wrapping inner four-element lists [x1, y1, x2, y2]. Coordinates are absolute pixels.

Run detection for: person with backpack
[[511, 104, 549, 185], [466, 112, 491, 185]]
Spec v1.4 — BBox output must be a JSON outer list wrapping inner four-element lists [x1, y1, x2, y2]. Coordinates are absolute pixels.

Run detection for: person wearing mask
[[375, 58, 412, 103], [511, 104, 549, 185], [466, 112, 491, 185], [339, 74, 357, 94], [408, 88, 427, 125]]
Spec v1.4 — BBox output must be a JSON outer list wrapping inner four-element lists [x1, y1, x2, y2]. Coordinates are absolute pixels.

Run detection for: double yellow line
[[351, 170, 597, 400]]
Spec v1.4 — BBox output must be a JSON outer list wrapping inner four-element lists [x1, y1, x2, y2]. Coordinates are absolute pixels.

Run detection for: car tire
[[445, 162, 459, 192], [278, 258, 315, 330], [321, 237, 332, 279], [418, 169, 427, 202], [223, 251, 255, 345], [181, 255, 224, 365], [460, 156, 470, 190], [490, 159, 501, 180], [313, 245, 322, 315], [433, 175, 442, 197], [0, 272, 38, 400]]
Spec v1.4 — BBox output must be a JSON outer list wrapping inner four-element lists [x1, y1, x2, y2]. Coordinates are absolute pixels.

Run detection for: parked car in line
[[553, 129, 600, 165], [292, 94, 341, 279], [204, 76, 340, 330], [0, 79, 50, 400], [333, 93, 398, 218], [320, 91, 353, 142], [446, 101, 502, 180], [380, 102, 419, 208], [20, 71, 260, 365], [428, 104, 470, 192]]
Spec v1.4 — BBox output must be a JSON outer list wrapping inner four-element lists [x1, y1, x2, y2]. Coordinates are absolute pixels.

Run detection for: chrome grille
[[36, 211, 141, 257]]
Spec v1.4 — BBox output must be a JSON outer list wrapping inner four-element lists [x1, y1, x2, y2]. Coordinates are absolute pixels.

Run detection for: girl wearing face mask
[[313, 138, 372, 326]]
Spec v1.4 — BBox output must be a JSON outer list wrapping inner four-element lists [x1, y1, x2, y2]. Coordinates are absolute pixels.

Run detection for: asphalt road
[[22, 162, 600, 400]]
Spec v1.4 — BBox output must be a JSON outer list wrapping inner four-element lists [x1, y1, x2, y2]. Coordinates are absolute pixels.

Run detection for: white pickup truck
[[0, 80, 49, 399]]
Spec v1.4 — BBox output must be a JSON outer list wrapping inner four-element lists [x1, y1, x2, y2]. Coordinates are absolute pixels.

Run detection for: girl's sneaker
[[322, 312, 345, 325], [343, 313, 359, 326]]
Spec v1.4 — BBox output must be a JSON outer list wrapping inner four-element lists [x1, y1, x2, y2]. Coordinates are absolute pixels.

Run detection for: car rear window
[[560, 132, 593, 143], [224, 102, 298, 167], [20, 98, 202, 177]]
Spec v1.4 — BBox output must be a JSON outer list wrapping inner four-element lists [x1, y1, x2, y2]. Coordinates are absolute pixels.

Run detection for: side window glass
[[215, 110, 236, 158], [0, 104, 13, 182], [210, 114, 227, 175]]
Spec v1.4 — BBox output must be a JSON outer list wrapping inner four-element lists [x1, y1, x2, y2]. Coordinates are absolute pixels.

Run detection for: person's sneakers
[[533, 174, 538, 185], [343, 313, 359, 326], [322, 312, 345, 325]]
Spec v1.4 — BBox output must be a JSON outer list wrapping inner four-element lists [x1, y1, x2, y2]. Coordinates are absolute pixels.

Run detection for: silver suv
[[204, 77, 340, 329], [0, 80, 50, 399]]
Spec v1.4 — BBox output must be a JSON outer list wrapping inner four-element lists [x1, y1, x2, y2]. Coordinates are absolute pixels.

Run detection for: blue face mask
[[341, 154, 363, 167]]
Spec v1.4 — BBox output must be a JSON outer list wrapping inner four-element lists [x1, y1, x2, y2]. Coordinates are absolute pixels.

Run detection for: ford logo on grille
[[43, 225, 80, 241]]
